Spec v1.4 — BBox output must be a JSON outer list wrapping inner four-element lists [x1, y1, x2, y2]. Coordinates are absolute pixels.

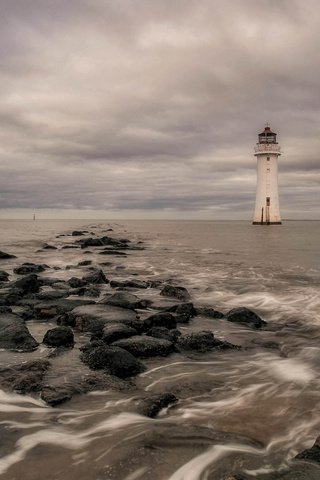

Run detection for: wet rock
[[77, 260, 92, 266], [71, 230, 88, 236], [83, 269, 108, 284], [195, 306, 225, 319], [101, 291, 145, 310], [177, 331, 223, 352], [295, 436, 320, 463], [0, 313, 39, 351], [112, 335, 175, 357], [0, 270, 9, 282], [110, 279, 149, 289], [147, 326, 181, 343], [225, 307, 267, 329], [137, 393, 178, 418], [60, 304, 142, 334], [33, 298, 95, 318], [160, 284, 191, 301], [40, 372, 132, 406], [42, 243, 57, 250], [143, 312, 177, 330], [102, 323, 138, 343], [43, 326, 74, 347], [0, 250, 16, 259], [61, 245, 80, 249], [13, 274, 41, 294], [80, 344, 146, 378], [35, 290, 69, 301], [0, 359, 50, 394], [67, 277, 88, 288], [99, 250, 127, 256], [76, 237, 104, 248], [13, 263, 46, 275]]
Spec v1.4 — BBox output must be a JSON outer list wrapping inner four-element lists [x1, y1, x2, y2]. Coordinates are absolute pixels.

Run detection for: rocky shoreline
[[0, 224, 319, 479]]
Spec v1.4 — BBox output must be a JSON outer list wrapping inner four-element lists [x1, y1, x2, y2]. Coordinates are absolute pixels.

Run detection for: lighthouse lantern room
[[253, 124, 282, 225]]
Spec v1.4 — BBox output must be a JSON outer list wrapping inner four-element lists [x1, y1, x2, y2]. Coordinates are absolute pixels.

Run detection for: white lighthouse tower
[[253, 124, 282, 225]]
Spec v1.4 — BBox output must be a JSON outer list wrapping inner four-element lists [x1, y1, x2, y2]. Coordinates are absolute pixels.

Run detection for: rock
[[61, 245, 80, 249], [33, 298, 94, 318], [13, 274, 41, 294], [83, 269, 108, 284], [0, 250, 16, 259], [99, 250, 127, 256], [80, 344, 145, 378], [225, 307, 267, 328], [177, 331, 220, 352], [101, 292, 145, 310], [78, 260, 92, 266], [147, 326, 181, 342], [295, 437, 320, 463], [67, 277, 88, 288], [40, 372, 131, 406], [102, 323, 138, 343], [160, 284, 191, 301], [110, 279, 149, 289], [195, 306, 224, 319], [71, 230, 88, 236], [42, 243, 57, 250], [144, 312, 177, 330], [0, 270, 9, 282], [137, 393, 178, 418], [13, 263, 46, 275], [43, 326, 74, 347], [59, 304, 142, 334], [223, 463, 320, 479], [112, 335, 175, 357], [0, 313, 39, 351], [35, 290, 69, 301], [75, 237, 104, 248], [0, 360, 50, 394]]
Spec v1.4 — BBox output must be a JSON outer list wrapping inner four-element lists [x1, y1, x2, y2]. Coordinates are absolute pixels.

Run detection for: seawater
[[0, 219, 319, 479]]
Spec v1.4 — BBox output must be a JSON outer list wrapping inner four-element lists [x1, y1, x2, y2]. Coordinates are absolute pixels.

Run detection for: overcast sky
[[0, 0, 319, 219]]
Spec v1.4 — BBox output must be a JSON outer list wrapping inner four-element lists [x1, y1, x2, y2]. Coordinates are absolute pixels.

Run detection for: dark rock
[[40, 371, 131, 406], [78, 260, 92, 266], [177, 331, 218, 352], [61, 245, 80, 249], [33, 298, 95, 318], [295, 437, 320, 464], [102, 323, 138, 343], [13, 274, 41, 294], [76, 237, 104, 248], [67, 277, 88, 288], [160, 284, 191, 301], [147, 327, 181, 343], [60, 304, 142, 334], [110, 279, 149, 289], [225, 307, 267, 328], [101, 292, 145, 310], [80, 344, 145, 378], [0, 313, 39, 351], [43, 326, 74, 347], [71, 230, 88, 236], [42, 243, 57, 250], [13, 263, 46, 275], [112, 335, 175, 357], [0, 360, 50, 394], [0, 270, 9, 282], [195, 306, 224, 319], [99, 250, 127, 256], [83, 269, 108, 284], [0, 250, 16, 259], [144, 312, 177, 330], [35, 290, 69, 301], [137, 393, 178, 418]]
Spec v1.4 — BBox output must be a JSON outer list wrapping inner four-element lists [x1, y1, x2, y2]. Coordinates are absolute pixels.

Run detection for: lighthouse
[[253, 124, 282, 225]]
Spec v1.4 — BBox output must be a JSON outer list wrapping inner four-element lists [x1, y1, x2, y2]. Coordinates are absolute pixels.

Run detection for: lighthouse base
[[252, 221, 282, 225]]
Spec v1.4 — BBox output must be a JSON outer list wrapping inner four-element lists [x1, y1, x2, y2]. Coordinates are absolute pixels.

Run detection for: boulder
[[99, 250, 127, 256], [80, 344, 145, 378], [295, 437, 320, 463], [71, 230, 88, 236], [13, 274, 41, 294], [137, 393, 178, 418], [77, 260, 92, 266], [43, 326, 74, 347], [144, 312, 177, 330], [147, 326, 181, 343], [0, 270, 9, 282], [13, 263, 46, 275], [0, 313, 39, 351], [177, 331, 219, 352], [101, 292, 145, 310], [225, 307, 267, 328], [0, 250, 16, 259], [110, 279, 149, 289], [102, 323, 138, 343], [160, 284, 191, 301], [59, 304, 142, 334], [67, 277, 88, 288], [33, 298, 95, 318], [0, 359, 50, 394], [42, 243, 57, 250], [112, 335, 175, 357], [83, 269, 108, 284], [195, 306, 224, 319]]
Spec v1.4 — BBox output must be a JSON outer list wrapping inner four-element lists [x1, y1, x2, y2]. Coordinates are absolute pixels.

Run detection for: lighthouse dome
[[258, 124, 277, 144]]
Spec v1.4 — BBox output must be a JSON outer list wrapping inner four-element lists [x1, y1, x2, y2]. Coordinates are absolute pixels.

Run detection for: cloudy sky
[[0, 0, 319, 219]]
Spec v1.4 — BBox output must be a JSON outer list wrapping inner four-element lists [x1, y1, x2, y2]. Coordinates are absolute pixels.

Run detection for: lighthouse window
[[267, 157, 270, 161], [266, 197, 270, 206]]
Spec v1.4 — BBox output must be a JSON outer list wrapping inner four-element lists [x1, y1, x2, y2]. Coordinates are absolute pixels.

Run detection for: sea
[[0, 219, 319, 479]]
